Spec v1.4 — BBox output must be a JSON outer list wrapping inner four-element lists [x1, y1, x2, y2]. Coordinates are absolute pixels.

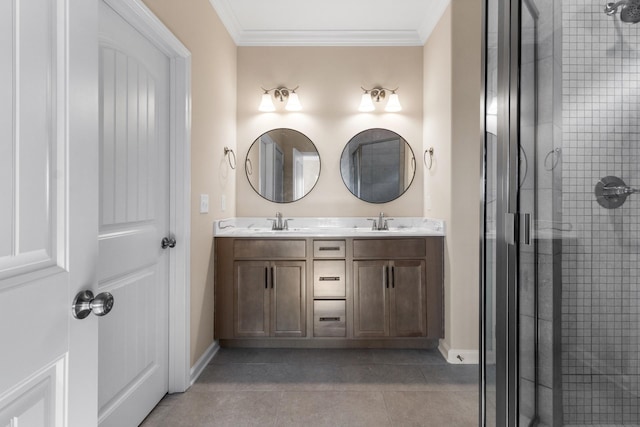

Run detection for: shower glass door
[[484, 0, 640, 425]]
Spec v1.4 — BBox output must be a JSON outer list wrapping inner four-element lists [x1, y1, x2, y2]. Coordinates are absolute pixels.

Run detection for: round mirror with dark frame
[[246, 128, 321, 203], [340, 128, 416, 203]]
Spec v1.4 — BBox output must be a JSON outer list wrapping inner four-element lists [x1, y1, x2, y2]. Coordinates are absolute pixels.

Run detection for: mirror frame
[[245, 128, 321, 204], [339, 128, 416, 204]]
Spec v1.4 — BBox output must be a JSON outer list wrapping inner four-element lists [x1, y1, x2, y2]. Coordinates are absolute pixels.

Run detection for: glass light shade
[[259, 92, 275, 112], [285, 91, 302, 111], [384, 92, 402, 112], [358, 93, 375, 112]]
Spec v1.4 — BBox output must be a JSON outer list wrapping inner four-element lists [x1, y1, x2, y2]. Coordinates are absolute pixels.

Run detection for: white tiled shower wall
[[561, 1, 640, 424]]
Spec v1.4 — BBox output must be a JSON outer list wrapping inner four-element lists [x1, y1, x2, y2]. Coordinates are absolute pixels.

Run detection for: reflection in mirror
[[340, 128, 415, 203], [246, 129, 321, 203]]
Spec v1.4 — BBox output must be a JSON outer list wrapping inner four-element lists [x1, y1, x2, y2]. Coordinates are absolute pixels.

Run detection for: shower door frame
[[482, 0, 530, 425]]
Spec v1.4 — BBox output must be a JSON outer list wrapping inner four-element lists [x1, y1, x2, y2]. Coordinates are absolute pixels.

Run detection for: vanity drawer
[[353, 238, 426, 259], [233, 239, 306, 258], [313, 261, 346, 298], [313, 240, 346, 258], [314, 300, 346, 337]]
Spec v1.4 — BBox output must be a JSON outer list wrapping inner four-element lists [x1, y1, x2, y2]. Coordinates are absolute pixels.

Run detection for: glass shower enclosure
[[482, 0, 640, 425]]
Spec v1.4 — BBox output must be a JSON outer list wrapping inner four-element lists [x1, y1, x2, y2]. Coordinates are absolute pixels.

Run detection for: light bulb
[[384, 92, 402, 112], [259, 92, 275, 112], [285, 91, 302, 111], [358, 92, 375, 112]]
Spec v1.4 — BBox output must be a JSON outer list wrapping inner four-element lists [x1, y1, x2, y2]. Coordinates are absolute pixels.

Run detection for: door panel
[[234, 261, 270, 337], [272, 262, 306, 337], [0, 0, 98, 425], [353, 261, 389, 337], [390, 260, 426, 337], [0, 0, 60, 278], [97, 2, 169, 426]]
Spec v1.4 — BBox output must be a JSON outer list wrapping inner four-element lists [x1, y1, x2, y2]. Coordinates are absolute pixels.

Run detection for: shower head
[[605, 0, 640, 23]]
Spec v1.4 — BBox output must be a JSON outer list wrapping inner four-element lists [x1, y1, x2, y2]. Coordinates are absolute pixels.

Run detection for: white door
[[0, 0, 99, 426], [97, 2, 170, 426]]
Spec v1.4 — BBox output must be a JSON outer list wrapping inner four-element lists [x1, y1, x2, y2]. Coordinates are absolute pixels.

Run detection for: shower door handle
[[523, 213, 532, 246]]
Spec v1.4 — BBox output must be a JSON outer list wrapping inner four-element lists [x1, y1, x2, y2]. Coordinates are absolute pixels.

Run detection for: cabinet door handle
[[319, 246, 340, 251], [385, 265, 389, 288], [391, 266, 395, 288], [265, 266, 268, 289], [271, 266, 275, 289], [319, 276, 340, 281]]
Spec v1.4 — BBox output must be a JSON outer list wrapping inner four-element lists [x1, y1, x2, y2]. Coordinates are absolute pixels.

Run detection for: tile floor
[[141, 348, 479, 427]]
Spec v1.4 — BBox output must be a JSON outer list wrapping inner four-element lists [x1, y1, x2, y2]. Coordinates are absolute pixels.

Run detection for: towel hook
[[424, 147, 434, 170], [223, 147, 236, 170]]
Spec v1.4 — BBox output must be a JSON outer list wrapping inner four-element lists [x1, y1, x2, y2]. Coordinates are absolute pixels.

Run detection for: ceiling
[[208, 0, 451, 46]]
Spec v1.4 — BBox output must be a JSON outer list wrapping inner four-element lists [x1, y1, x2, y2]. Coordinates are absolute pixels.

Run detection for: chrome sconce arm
[[259, 86, 302, 112], [359, 86, 402, 112]]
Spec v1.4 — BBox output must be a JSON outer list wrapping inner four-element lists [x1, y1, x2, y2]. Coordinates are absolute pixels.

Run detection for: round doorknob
[[161, 236, 176, 249], [72, 290, 115, 319]]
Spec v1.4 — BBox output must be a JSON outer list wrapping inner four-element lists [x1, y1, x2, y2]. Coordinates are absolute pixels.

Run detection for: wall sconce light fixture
[[259, 86, 302, 112], [359, 87, 402, 113]]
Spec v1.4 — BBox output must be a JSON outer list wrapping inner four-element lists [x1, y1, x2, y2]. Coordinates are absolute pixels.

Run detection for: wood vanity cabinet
[[234, 260, 306, 337], [215, 238, 306, 339], [215, 236, 444, 345], [352, 238, 443, 339], [353, 259, 426, 338]]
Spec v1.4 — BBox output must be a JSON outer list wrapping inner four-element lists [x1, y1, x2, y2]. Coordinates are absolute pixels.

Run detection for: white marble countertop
[[213, 217, 445, 237]]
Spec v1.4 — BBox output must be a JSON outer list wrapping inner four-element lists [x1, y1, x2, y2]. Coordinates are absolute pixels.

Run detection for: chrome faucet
[[269, 212, 290, 230], [367, 212, 394, 230]]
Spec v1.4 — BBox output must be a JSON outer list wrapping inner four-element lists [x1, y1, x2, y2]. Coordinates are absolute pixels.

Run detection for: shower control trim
[[595, 176, 637, 209]]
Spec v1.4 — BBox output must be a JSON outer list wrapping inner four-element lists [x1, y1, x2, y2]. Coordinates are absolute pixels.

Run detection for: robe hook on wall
[[223, 147, 236, 170], [424, 147, 434, 170]]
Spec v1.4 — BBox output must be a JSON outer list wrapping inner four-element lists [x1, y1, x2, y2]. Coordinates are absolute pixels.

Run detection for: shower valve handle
[[602, 184, 638, 196]]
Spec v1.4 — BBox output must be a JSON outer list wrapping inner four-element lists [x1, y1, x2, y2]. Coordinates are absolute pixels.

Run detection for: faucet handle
[[283, 219, 293, 230], [366, 218, 378, 230], [382, 218, 394, 230]]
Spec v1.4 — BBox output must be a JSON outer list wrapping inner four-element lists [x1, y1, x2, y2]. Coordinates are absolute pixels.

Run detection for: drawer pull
[[319, 276, 340, 281], [319, 246, 340, 251], [319, 317, 341, 322]]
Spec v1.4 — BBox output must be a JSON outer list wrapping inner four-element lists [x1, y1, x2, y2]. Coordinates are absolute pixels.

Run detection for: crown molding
[[417, 0, 451, 44], [208, 0, 242, 44], [209, 0, 449, 47], [236, 30, 424, 47]]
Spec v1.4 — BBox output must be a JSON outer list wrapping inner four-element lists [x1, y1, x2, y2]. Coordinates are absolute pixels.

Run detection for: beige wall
[[141, 0, 481, 365], [424, 6, 454, 345], [236, 47, 424, 217], [424, 2, 481, 353], [449, 0, 481, 351], [142, 0, 237, 366]]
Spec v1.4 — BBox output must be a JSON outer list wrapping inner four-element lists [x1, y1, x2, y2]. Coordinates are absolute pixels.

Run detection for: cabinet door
[[271, 261, 306, 337], [234, 261, 270, 337], [390, 260, 426, 337], [353, 260, 389, 337]]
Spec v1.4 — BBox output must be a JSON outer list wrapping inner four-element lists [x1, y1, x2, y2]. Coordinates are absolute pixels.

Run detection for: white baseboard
[[438, 340, 479, 364], [189, 341, 220, 386]]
